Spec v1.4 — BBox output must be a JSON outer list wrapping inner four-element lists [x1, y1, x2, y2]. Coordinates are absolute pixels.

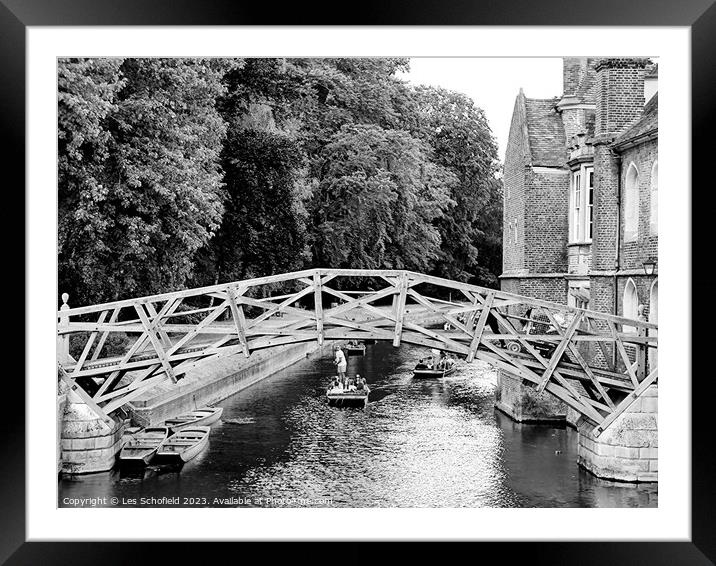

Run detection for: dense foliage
[[58, 57, 502, 306]]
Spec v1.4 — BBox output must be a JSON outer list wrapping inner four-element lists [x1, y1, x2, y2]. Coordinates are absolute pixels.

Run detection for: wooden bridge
[[57, 269, 657, 436]]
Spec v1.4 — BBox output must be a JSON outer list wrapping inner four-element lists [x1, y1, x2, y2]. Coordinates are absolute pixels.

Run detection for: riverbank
[[127, 341, 322, 426]]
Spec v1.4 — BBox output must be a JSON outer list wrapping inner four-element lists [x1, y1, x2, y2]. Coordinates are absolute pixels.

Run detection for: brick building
[[497, 57, 658, 425]]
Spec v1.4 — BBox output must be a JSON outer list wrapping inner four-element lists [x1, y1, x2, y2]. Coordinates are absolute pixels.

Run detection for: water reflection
[[59, 341, 657, 508]]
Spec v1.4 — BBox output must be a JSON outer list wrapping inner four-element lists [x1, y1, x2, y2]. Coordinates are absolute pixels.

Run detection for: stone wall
[[576, 384, 657, 482], [57, 393, 66, 474], [128, 341, 320, 427], [525, 169, 570, 273], [619, 139, 658, 270], [60, 390, 127, 475], [502, 92, 528, 275]]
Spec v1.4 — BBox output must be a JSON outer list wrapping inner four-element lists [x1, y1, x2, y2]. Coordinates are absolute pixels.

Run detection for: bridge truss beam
[[57, 269, 657, 436]]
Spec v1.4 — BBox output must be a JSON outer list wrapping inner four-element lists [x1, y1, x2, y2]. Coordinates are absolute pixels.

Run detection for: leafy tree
[[58, 58, 233, 305], [58, 58, 125, 305], [311, 123, 455, 272], [409, 85, 503, 286], [194, 128, 310, 286], [58, 57, 504, 307]]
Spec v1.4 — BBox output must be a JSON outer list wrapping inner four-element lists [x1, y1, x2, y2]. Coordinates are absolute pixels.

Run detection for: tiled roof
[[524, 97, 565, 167], [613, 93, 658, 148]]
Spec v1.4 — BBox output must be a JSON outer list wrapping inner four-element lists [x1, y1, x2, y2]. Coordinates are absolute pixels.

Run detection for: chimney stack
[[594, 58, 649, 140]]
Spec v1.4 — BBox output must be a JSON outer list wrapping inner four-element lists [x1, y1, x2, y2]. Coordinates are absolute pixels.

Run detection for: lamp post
[[642, 257, 657, 276]]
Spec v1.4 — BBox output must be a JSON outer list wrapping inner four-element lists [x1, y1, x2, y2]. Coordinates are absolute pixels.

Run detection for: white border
[[27, 26, 691, 541]]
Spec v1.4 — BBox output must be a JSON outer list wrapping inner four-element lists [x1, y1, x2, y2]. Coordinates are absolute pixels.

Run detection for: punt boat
[[413, 359, 457, 378], [345, 342, 367, 355], [164, 407, 223, 433], [154, 426, 210, 463], [118, 426, 170, 466], [326, 387, 370, 408]]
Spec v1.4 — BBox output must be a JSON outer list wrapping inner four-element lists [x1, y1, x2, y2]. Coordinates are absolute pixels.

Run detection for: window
[[624, 163, 640, 242], [622, 278, 639, 333], [649, 280, 658, 368], [648, 281, 657, 325], [587, 169, 594, 239], [573, 171, 581, 240], [569, 165, 594, 242], [650, 161, 658, 236]]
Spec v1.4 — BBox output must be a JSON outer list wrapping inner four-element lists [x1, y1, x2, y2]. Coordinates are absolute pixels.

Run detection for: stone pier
[[56, 392, 67, 474], [495, 369, 658, 483], [494, 368, 567, 423], [60, 390, 127, 475], [576, 384, 658, 482]]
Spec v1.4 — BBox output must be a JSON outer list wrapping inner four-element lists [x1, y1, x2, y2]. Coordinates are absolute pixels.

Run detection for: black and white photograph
[[55, 54, 661, 510]]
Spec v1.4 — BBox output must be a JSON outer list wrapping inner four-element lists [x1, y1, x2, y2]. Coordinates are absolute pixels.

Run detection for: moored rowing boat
[[119, 426, 170, 465], [165, 407, 223, 433], [155, 426, 210, 463]]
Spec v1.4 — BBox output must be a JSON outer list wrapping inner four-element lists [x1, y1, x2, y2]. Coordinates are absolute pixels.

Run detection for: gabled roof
[[612, 93, 658, 149], [524, 97, 565, 167]]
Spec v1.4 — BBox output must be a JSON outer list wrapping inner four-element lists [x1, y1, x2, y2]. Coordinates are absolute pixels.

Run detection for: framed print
[[8, 0, 712, 563]]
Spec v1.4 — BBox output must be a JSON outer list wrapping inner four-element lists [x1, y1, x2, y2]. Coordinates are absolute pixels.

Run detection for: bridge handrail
[[57, 268, 656, 331]]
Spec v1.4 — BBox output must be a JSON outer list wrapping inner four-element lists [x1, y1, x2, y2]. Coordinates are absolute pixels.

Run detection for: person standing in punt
[[334, 345, 348, 385]]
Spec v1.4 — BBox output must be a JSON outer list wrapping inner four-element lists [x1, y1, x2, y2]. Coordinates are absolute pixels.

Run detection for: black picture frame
[[6, 1, 710, 563]]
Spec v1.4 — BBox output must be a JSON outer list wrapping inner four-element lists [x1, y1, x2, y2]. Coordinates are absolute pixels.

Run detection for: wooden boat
[[164, 406, 223, 433], [155, 426, 210, 463], [345, 342, 367, 355], [326, 386, 370, 408], [413, 359, 457, 378], [118, 426, 170, 465]]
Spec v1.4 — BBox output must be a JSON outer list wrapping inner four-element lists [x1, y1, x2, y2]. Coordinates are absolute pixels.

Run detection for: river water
[[59, 341, 657, 508]]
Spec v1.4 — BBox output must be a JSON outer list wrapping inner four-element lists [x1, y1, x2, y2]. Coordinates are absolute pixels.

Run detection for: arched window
[[650, 161, 658, 236], [624, 163, 640, 242], [649, 280, 658, 368], [623, 278, 639, 333]]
